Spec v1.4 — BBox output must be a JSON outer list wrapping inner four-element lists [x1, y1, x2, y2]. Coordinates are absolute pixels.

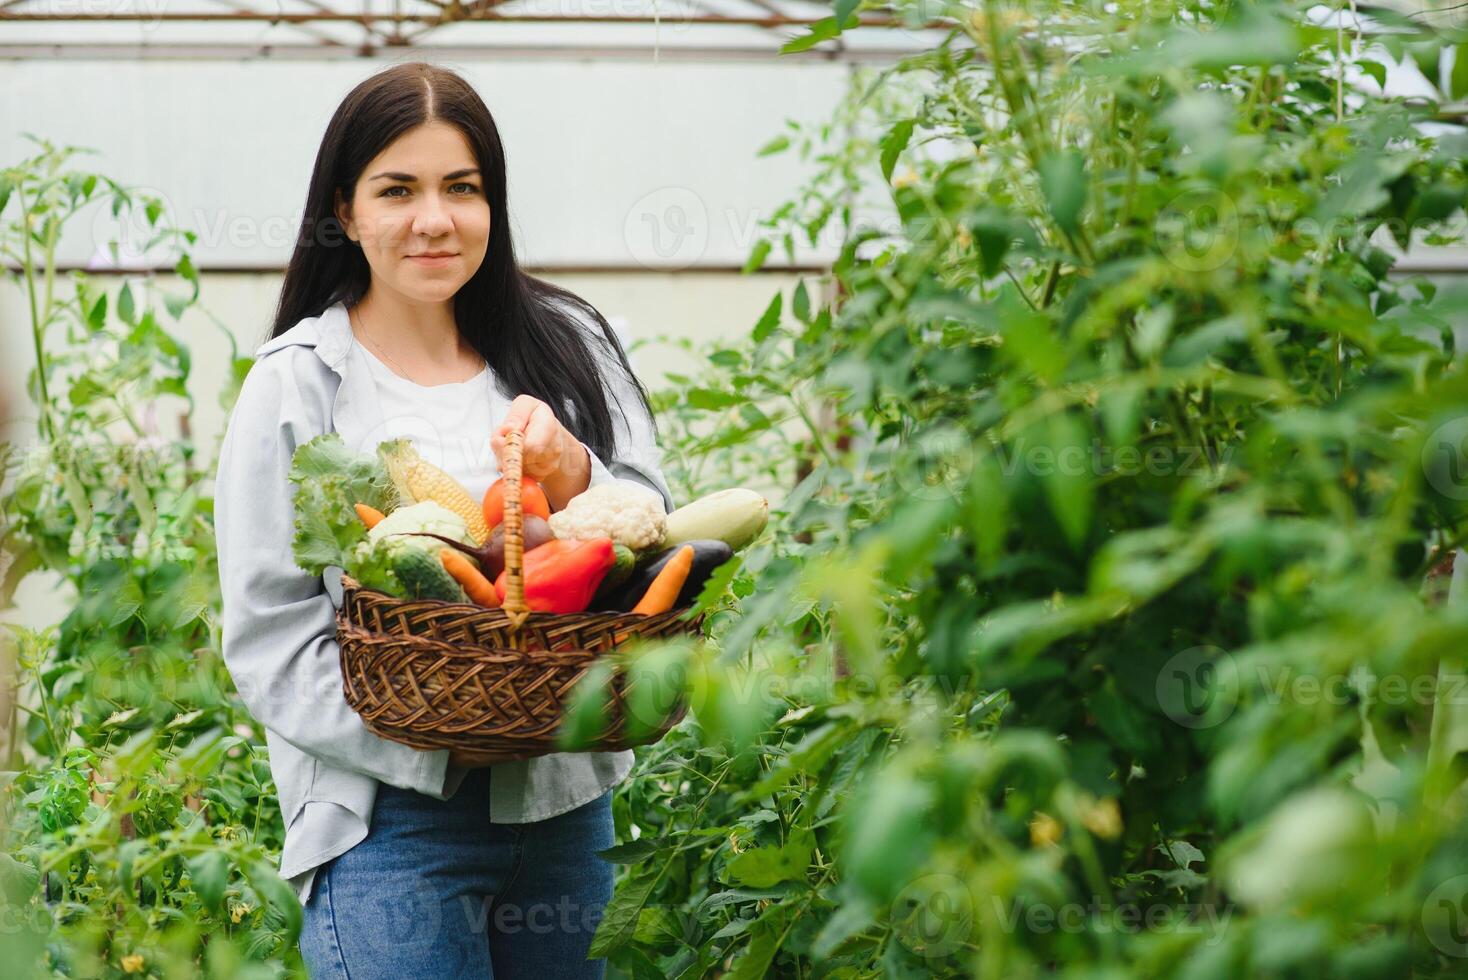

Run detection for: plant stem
[[16, 184, 55, 445]]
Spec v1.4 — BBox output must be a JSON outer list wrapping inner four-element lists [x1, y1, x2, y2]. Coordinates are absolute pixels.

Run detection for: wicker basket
[[336, 428, 702, 760]]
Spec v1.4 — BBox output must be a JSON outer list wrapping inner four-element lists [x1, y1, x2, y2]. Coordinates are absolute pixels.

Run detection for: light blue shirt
[[213, 299, 676, 905]]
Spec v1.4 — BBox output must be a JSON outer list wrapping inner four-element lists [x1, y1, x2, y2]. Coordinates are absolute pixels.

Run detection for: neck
[[351, 289, 476, 370]]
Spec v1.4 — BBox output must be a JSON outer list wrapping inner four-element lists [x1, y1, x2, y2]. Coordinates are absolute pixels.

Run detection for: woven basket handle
[[501, 428, 531, 638]]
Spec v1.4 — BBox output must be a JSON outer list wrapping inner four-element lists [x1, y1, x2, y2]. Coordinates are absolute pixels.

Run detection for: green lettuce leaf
[[288, 434, 397, 576]]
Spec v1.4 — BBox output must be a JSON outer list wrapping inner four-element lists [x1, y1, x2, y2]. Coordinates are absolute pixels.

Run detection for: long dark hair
[[267, 61, 657, 462]]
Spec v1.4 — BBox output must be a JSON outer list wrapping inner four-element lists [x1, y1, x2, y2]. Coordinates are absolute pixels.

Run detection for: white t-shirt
[[348, 334, 503, 505]]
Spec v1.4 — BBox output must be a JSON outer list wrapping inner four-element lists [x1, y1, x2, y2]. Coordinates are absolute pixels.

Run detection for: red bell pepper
[[494, 536, 615, 614]]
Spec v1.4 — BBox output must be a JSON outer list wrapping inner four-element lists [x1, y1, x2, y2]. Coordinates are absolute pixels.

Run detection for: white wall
[[0, 57, 854, 270]]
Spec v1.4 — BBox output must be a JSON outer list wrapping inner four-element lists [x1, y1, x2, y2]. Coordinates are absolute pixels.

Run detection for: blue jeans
[[298, 766, 615, 979]]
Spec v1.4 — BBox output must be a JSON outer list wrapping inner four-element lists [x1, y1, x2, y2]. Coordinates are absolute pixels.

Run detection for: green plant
[[590, 2, 1468, 977], [0, 135, 302, 978]]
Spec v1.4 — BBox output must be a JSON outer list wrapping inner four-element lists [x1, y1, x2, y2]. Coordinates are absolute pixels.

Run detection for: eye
[[381, 186, 408, 198], [451, 182, 479, 195]]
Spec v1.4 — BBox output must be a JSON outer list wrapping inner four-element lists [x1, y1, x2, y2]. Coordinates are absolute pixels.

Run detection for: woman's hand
[[491, 395, 591, 511]]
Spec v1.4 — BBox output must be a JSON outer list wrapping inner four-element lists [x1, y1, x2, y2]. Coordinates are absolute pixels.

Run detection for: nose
[[410, 192, 454, 238]]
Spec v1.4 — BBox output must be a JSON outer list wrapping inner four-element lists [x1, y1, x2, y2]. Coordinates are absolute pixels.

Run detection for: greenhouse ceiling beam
[[0, 10, 935, 27], [394, 0, 513, 47], [0, 41, 933, 61]]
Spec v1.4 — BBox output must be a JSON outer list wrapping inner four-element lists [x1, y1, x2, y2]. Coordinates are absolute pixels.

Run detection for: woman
[[212, 62, 675, 979]]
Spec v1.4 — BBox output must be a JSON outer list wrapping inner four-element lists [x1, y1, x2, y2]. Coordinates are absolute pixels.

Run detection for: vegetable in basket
[[548, 482, 667, 553], [601, 539, 734, 613], [440, 549, 500, 606], [379, 438, 490, 545], [629, 545, 694, 615], [482, 476, 551, 529], [662, 487, 768, 552], [347, 535, 469, 603], [492, 536, 616, 614], [401, 514, 554, 582], [367, 500, 470, 550], [289, 433, 396, 577], [345, 500, 477, 603], [355, 503, 386, 529]]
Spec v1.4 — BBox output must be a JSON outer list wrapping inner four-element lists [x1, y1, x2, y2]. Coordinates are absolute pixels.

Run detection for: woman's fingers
[[491, 395, 570, 480], [490, 395, 540, 461], [521, 404, 563, 477]]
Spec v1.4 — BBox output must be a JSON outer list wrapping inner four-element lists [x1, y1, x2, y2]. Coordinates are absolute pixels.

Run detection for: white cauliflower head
[[547, 481, 668, 552]]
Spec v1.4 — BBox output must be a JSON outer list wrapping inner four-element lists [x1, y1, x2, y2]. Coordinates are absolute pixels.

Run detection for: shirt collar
[[252, 300, 353, 375]]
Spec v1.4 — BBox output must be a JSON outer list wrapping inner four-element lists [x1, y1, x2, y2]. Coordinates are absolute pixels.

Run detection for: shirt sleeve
[[214, 349, 457, 799], [575, 314, 677, 515]]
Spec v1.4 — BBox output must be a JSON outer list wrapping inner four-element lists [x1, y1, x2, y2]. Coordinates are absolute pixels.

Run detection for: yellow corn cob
[[380, 441, 489, 544]]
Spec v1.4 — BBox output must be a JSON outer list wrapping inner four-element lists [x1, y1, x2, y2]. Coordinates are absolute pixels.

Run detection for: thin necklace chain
[[350, 303, 484, 386]]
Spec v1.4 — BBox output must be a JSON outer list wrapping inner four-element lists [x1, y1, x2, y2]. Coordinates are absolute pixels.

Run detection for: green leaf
[[1411, 40, 1443, 91], [843, 755, 933, 902], [833, 0, 860, 28], [248, 860, 303, 940], [725, 829, 814, 887], [598, 838, 670, 864], [589, 871, 658, 957], [995, 287, 1065, 382], [811, 893, 875, 960], [752, 291, 782, 342], [781, 15, 855, 53], [881, 119, 917, 184], [1039, 412, 1093, 550], [743, 238, 772, 274], [729, 920, 782, 980], [556, 659, 616, 751], [968, 208, 1017, 277], [86, 292, 107, 332], [687, 387, 744, 410], [186, 851, 230, 912], [757, 135, 791, 157], [1038, 150, 1087, 236], [288, 434, 394, 575], [1132, 304, 1175, 361], [623, 642, 691, 742], [118, 282, 137, 325], [793, 279, 811, 323], [1357, 59, 1386, 90], [0, 853, 39, 904], [1452, 44, 1468, 101], [163, 291, 190, 321]]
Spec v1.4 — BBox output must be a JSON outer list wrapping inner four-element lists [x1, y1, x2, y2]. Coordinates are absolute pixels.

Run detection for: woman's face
[[334, 121, 491, 304]]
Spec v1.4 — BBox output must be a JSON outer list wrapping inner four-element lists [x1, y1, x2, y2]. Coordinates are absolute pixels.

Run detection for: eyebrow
[[368, 168, 481, 182]]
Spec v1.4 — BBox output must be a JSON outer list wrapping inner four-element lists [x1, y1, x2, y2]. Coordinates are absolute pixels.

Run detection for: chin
[[396, 275, 466, 302]]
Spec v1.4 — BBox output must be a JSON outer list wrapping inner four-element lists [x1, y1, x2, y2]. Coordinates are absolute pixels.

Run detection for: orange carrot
[[355, 503, 386, 529], [630, 545, 694, 616], [440, 548, 500, 607]]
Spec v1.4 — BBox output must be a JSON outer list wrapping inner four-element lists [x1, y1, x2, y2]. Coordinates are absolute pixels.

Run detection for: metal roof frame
[[0, 0, 960, 60]]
